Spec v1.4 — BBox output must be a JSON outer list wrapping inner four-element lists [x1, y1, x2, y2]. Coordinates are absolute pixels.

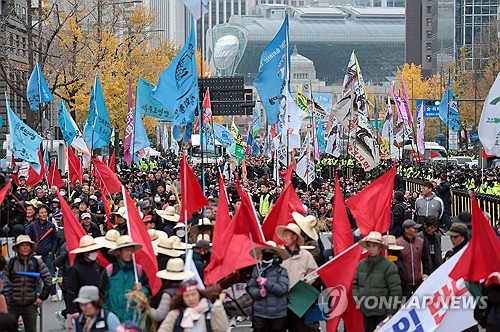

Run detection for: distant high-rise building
[[405, 0, 433, 76], [430, 0, 454, 73]]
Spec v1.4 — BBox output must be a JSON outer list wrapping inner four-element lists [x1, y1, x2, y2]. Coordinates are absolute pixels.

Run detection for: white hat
[[156, 258, 194, 281], [154, 237, 181, 257], [95, 229, 121, 249], [276, 223, 305, 246], [359, 231, 388, 250], [70, 235, 102, 254], [292, 212, 319, 241], [108, 235, 143, 255], [157, 206, 180, 222]]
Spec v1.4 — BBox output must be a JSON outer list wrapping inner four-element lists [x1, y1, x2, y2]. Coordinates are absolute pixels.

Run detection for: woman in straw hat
[[353, 231, 402, 332], [100, 235, 151, 326], [63, 235, 104, 327], [276, 223, 318, 332], [158, 280, 229, 332], [248, 241, 289, 332], [149, 258, 194, 326]]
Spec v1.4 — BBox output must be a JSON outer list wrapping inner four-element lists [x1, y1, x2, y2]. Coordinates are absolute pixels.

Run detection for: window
[[426, 55, 431, 62], [22, 6, 26, 19], [427, 6, 432, 14], [427, 18, 432, 26], [427, 30, 432, 38], [427, 43, 432, 50]]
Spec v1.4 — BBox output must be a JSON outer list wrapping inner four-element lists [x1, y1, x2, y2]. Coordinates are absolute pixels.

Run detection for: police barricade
[[404, 178, 500, 226]]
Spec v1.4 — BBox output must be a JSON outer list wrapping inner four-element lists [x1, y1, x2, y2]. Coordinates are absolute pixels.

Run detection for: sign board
[[449, 130, 458, 150], [370, 119, 383, 130], [416, 99, 440, 118], [199, 77, 253, 116]]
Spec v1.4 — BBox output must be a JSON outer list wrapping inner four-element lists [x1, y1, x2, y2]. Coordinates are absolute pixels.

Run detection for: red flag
[[25, 150, 45, 186], [67, 147, 83, 184], [333, 174, 353, 255], [284, 163, 293, 186], [346, 166, 396, 236], [212, 174, 231, 252], [193, 88, 213, 132], [261, 182, 306, 244], [317, 244, 364, 332], [0, 181, 12, 206], [93, 158, 122, 195], [47, 161, 65, 188], [204, 183, 265, 285], [180, 153, 208, 222], [101, 194, 112, 230], [10, 156, 19, 186], [123, 186, 161, 295], [58, 191, 109, 267], [108, 150, 116, 173], [449, 194, 500, 281]]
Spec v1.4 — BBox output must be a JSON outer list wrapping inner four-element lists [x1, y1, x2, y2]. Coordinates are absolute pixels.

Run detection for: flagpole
[[129, 79, 137, 170], [446, 68, 451, 166], [121, 185, 139, 284]]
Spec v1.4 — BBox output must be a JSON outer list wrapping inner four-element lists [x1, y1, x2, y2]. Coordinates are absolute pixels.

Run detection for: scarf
[[180, 297, 209, 328]]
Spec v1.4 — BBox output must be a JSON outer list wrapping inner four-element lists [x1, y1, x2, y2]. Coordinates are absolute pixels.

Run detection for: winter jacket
[[418, 231, 443, 273], [396, 235, 430, 286], [54, 243, 71, 291], [281, 249, 318, 290], [248, 263, 289, 319], [0, 272, 13, 311], [28, 219, 59, 255], [353, 254, 402, 317], [82, 222, 103, 238], [73, 308, 121, 332], [158, 301, 229, 332], [66, 255, 103, 314], [303, 238, 324, 267], [4, 256, 52, 307], [483, 283, 500, 327], [414, 193, 444, 222], [100, 260, 151, 324], [390, 202, 407, 238], [149, 285, 179, 323]]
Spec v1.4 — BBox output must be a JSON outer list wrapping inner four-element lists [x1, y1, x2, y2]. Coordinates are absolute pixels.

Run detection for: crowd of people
[[0, 152, 499, 332]]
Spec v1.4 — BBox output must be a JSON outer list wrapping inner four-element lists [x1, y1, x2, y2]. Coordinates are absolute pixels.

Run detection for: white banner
[[379, 246, 478, 332], [478, 74, 500, 156]]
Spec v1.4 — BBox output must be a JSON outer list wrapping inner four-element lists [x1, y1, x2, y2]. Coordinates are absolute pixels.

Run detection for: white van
[[391, 140, 447, 160]]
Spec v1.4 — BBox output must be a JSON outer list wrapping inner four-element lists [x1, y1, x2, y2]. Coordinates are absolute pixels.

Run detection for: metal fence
[[404, 178, 500, 226]]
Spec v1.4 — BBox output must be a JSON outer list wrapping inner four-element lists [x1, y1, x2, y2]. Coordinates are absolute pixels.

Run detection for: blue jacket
[[248, 263, 289, 319], [28, 220, 58, 255]]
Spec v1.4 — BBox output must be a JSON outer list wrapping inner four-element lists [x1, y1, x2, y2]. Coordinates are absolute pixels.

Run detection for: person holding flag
[[100, 235, 151, 326]]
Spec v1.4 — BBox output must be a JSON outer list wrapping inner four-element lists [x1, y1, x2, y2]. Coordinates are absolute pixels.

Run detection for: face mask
[[262, 252, 275, 261], [154, 197, 161, 203], [88, 251, 98, 261], [176, 230, 186, 238]]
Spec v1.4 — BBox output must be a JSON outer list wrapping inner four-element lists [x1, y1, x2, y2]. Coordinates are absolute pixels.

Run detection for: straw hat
[[95, 229, 121, 249], [276, 223, 305, 246], [191, 218, 213, 236], [24, 199, 41, 208], [249, 240, 289, 261], [12, 235, 35, 250], [156, 258, 194, 281], [157, 206, 180, 222], [70, 235, 102, 254], [292, 212, 319, 241], [381, 235, 404, 251], [148, 229, 167, 243], [359, 231, 388, 250], [154, 237, 181, 257], [196, 234, 211, 243], [108, 235, 143, 255], [112, 207, 128, 219], [169, 235, 191, 250]]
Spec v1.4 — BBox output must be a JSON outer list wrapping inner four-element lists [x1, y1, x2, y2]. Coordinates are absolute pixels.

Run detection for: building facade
[[405, 0, 433, 76]]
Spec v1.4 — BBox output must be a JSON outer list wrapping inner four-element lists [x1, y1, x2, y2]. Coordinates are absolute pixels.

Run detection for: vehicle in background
[[465, 160, 479, 167], [393, 140, 448, 161], [453, 156, 474, 166], [189, 134, 224, 165], [430, 157, 458, 166]]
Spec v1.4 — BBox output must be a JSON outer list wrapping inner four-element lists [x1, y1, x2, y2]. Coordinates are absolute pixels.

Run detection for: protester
[[382, 235, 408, 298], [445, 222, 469, 257], [72, 285, 121, 332], [414, 181, 444, 224], [353, 231, 402, 332], [390, 191, 408, 238], [418, 216, 443, 273], [293, 212, 324, 266], [248, 241, 289, 332], [396, 220, 430, 297], [0, 255, 13, 312], [5, 235, 52, 332], [157, 280, 229, 332], [100, 235, 151, 325], [276, 223, 318, 332]]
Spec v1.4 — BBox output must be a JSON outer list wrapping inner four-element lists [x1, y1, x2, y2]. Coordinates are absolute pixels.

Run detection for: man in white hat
[[5, 235, 52, 332], [100, 235, 151, 324], [353, 231, 402, 332], [276, 223, 318, 332]]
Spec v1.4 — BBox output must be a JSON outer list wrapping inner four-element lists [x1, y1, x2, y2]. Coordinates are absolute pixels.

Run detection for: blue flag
[[84, 75, 112, 149], [0, 116, 4, 129], [252, 103, 263, 136], [201, 123, 215, 152], [58, 101, 77, 144], [317, 121, 326, 152], [136, 78, 174, 121], [253, 14, 289, 125], [252, 139, 260, 155], [132, 107, 151, 164], [172, 123, 193, 144], [27, 63, 54, 111], [152, 18, 198, 127], [438, 85, 461, 132], [213, 122, 235, 148], [5, 94, 43, 173]]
